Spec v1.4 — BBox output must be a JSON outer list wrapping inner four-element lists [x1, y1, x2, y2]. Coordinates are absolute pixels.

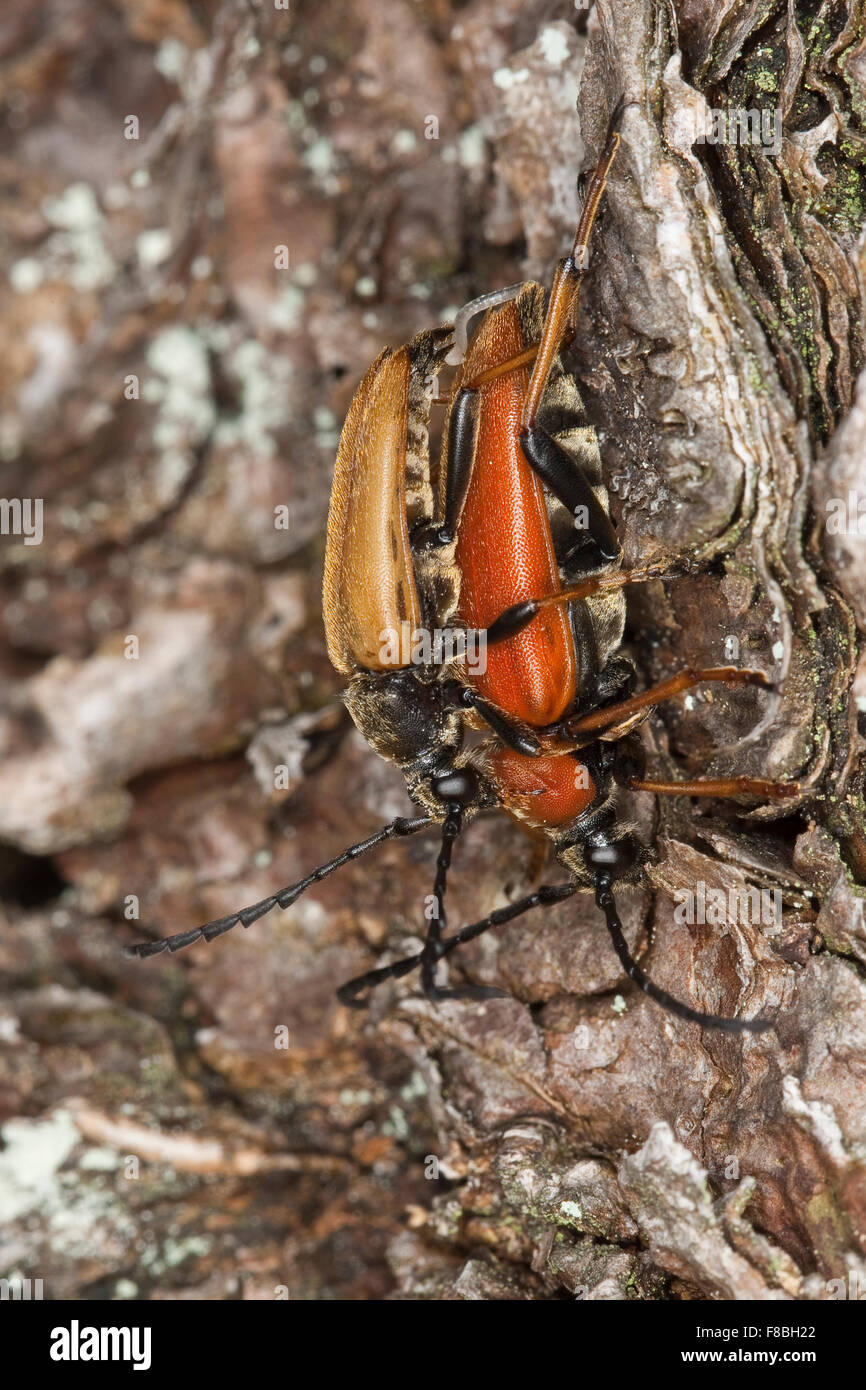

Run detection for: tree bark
[[1, 0, 865, 1300]]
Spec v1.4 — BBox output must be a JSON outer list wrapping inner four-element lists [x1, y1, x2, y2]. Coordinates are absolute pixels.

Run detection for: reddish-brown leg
[[485, 563, 673, 645], [433, 100, 624, 412], [565, 665, 773, 738], [432, 345, 540, 405], [628, 775, 799, 800], [521, 99, 625, 432]]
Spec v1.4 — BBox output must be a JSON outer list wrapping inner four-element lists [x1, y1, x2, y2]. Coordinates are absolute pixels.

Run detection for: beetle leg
[[521, 425, 621, 561], [444, 682, 542, 757], [524, 665, 781, 755], [626, 775, 800, 800], [442, 386, 479, 541], [431, 347, 541, 406], [126, 816, 432, 958], [438, 86, 624, 405], [564, 665, 775, 737], [483, 562, 673, 645], [415, 387, 481, 547], [463, 346, 539, 387], [520, 98, 626, 436], [509, 101, 625, 567], [423, 346, 543, 544]]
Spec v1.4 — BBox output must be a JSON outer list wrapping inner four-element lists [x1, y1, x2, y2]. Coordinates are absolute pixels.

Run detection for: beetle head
[[343, 669, 461, 766], [343, 671, 500, 820]]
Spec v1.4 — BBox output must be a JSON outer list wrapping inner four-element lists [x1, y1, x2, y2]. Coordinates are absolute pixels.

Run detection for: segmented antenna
[[594, 871, 774, 1034]]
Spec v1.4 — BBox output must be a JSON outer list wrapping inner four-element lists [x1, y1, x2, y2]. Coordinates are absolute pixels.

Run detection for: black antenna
[[126, 815, 432, 959], [419, 805, 507, 1002], [338, 805, 508, 1006], [594, 871, 774, 1034], [339, 865, 776, 1028]]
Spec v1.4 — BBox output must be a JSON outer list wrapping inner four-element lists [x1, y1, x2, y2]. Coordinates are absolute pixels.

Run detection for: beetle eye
[[585, 832, 639, 878], [431, 767, 479, 806]]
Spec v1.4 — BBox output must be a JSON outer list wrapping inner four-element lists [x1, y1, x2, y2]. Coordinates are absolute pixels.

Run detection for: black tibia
[[519, 424, 620, 563], [415, 387, 480, 549], [127, 815, 432, 959], [445, 682, 541, 757], [439, 388, 479, 544]]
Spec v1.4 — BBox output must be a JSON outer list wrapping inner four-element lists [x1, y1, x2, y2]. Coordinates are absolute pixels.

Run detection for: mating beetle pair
[[130, 102, 798, 1032]]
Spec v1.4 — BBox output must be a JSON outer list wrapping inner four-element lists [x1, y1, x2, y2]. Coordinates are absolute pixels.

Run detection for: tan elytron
[[323, 346, 421, 674]]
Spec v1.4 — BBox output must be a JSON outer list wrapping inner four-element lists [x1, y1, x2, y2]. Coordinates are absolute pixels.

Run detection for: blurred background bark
[[1, 0, 866, 1300]]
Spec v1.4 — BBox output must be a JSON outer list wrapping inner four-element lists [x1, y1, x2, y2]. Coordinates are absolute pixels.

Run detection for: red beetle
[[130, 102, 798, 1032]]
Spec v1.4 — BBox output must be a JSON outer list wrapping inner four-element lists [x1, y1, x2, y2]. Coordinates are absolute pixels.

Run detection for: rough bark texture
[[2, 0, 866, 1301]]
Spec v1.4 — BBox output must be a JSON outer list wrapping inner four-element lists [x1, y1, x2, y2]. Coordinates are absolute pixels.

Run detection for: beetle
[[128, 101, 798, 1032]]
